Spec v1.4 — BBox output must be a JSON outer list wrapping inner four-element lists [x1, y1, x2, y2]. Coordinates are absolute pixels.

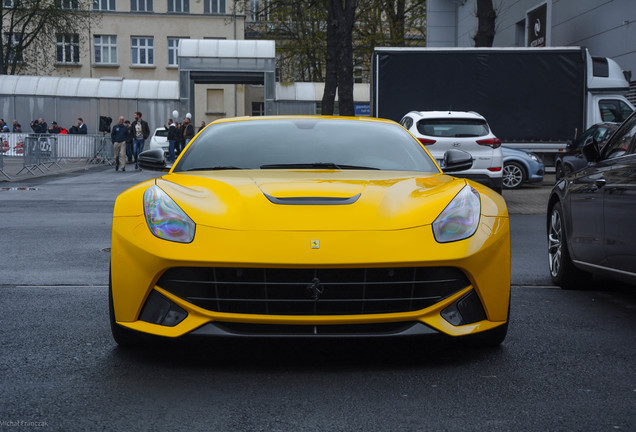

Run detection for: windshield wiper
[[185, 166, 245, 171], [260, 163, 379, 170]]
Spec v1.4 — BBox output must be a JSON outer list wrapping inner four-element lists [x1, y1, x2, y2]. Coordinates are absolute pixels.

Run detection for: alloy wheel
[[502, 163, 524, 189], [548, 208, 562, 278]]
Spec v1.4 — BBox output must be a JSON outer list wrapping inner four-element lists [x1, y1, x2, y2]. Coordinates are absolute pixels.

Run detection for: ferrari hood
[[154, 170, 468, 231]]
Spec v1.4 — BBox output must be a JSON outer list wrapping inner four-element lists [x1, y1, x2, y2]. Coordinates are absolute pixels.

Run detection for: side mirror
[[442, 149, 473, 173], [138, 148, 171, 171], [581, 136, 601, 163]]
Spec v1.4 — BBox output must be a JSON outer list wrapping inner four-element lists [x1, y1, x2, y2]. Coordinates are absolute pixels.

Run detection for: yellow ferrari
[[110, 116, 510, 347]]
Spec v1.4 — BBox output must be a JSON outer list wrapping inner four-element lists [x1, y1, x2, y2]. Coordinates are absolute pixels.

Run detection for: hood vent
[[263, 193, 361, 205]]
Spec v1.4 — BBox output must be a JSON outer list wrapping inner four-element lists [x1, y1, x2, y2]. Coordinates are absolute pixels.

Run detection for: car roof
[[406, 111, 486, 121]]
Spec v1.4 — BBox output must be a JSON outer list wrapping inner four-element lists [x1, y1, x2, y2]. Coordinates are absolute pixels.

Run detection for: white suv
[[400, 111, 503, 193]]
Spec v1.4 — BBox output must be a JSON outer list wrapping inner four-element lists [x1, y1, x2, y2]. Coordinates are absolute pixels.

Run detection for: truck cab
[[586, 55, 635, 127]]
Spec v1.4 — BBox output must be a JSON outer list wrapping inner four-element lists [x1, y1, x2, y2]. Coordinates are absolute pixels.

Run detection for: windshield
[[173, 118, 439, 173], [416, 118, 489, 138], [154, 129, 169, 137]]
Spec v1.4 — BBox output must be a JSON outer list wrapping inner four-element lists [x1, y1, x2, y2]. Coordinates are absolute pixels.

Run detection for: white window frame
[[131, 36, 154, 66], [167, 0, 188, 12], [94, 35, 117, 64], [56, 34, 80, 64], [57, 0, 78, 9], [167, 37, 186, 66], [4, 32, 23, 62], [249, 0, 268, 21], [130, 0, 152, 12], [93, 0, 116, 11], [204, 0, 225, 14]]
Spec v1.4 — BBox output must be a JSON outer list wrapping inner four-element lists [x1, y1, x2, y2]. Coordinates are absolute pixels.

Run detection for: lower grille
[[158, 267, 470, 316]]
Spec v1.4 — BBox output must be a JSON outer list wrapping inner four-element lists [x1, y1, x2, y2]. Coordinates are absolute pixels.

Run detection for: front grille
[[157, 267, 470, 316]]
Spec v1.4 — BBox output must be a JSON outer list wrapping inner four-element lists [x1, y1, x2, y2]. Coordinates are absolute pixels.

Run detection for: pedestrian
[[0, 119, 9, 132], [165, 118, 178, 162], [30, 118, 48, 134], [77, 118, 87, 134], [124, 120, 133, 163], [111, 116, 128, 172], [12, 120, 21, 133], [181, 117, 195, 151], [130, 111, 150, 169], [48, 121, 62, 134], [198, 121, 206, 133]]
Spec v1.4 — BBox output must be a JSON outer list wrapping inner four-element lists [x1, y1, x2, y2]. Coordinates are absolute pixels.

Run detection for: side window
[[574, 128, 594, 149], [602, 116, 636, 159], [399, 117, 413, 130], [619, 100, 634, 120], [600, 100, 632, 123]]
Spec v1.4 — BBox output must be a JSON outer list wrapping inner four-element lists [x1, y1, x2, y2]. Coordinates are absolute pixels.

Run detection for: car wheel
[[502, 161, 526, 189], [547, 202, 589, 289], [109, 271, 143, 348]]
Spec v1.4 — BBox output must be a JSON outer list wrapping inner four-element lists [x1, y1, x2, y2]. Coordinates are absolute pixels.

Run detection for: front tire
[[548, 202, 589, 289], [502, 161, 526, 189]]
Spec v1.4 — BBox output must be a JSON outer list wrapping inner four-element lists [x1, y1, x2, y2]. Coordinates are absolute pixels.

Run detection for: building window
[[4, 33, 23, 62], [167, 0, 188, 12], [204, 0, 225, 14], [131, 37, 153, 65], [130, 0, 152, 12], [93, 0, 116, 10], [167, 37, 186, 66], [249, 0, 268, 21], [207, 89, 224, 113], [251, 101, 264, 116], [94, 35, 117, 64], [56, 34, 80, 63], [56, 0, 78, 9]]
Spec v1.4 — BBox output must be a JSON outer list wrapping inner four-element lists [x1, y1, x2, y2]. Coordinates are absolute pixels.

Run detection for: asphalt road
[[1, 167, 635, 431]]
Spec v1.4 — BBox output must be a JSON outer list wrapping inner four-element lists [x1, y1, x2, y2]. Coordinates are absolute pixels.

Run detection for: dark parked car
[[501, 146, 545, 189], [547, 113, 636, 289], [554, 122, 619, 181]]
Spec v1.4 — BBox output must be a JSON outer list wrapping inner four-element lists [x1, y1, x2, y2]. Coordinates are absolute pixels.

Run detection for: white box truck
[[371, 47, 634, 168]]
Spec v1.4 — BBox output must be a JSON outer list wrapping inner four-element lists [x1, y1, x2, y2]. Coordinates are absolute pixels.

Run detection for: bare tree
[[473, 0, 496, 47], [0, 0, 98, 75], [321, 0, 355, 116]]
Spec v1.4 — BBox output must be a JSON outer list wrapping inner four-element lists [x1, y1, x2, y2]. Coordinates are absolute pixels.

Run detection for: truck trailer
[[371, 47, 634, 168]]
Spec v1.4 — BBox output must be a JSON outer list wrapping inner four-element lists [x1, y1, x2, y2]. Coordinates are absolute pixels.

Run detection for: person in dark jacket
[[131, 111, 150, 169], [48, 121, 62, 134], [181, 117, 195, 151], [30, 118, 48, 134], [111, 116, 128, 171], [124, 120, 133, 163], [165, 118, 178, 162]]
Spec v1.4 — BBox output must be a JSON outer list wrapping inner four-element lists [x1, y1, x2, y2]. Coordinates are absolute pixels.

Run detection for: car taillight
[[488, 167, 502, 172], [418, 138, 436, 145], [476, 138, 502, 149]]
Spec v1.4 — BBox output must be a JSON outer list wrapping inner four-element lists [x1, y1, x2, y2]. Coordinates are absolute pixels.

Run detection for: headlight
[[143, 185, 196, 243], [529, 153, 540, 163], [432, 185, 480, 243]]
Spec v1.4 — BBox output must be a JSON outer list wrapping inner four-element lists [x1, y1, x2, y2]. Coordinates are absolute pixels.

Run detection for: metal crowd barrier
[[0, 139, 9, 180], [0, 133, 115, 176]]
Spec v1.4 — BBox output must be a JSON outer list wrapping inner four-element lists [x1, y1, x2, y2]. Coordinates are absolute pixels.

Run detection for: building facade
[[2, 0, 248, 130]]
